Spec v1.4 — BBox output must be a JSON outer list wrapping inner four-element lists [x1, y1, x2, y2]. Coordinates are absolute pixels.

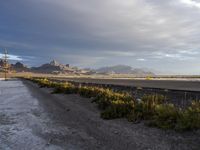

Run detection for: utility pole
[[2, 49, 9, 81]]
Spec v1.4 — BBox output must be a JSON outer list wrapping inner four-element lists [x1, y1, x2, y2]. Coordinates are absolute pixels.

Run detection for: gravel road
[[0, 79, 200, 150]]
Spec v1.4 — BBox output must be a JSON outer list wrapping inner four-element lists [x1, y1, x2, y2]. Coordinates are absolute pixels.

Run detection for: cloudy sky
[[0, 0, 200, 74]]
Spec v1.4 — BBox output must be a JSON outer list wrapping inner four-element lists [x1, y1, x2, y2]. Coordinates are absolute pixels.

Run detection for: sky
[[0, 0, 200, 74]]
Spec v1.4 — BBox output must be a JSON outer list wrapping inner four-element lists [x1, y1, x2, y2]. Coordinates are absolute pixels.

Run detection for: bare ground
[[0, 79, 200, 150]]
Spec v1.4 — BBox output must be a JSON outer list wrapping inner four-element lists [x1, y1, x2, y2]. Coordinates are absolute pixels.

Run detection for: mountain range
[[31, 60, 77, 74], [0, 59, 154, 76], [95, 65, 154, 76]]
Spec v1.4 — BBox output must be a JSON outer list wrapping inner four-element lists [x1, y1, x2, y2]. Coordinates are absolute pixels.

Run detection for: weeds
[[176, 101, 200, 131], [148, 101, 200, 131], [148, 104, 179, 129], [101, 100, 134, 119], [26, 77, 200, 131]]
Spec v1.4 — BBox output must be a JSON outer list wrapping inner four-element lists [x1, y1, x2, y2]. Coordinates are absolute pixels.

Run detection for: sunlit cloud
[[105, 51, 135, 57], [152, 51, 196, 60], [178, 50, 199, 55], [137, 58, 146, 61], [0, 53, 23, 61], [180, 0, 200, 8]]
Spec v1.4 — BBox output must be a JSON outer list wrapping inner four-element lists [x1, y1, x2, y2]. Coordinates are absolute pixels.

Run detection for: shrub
[[52, 82, 78, 94], [101, 100, 134, 119], [27, 77, 200, 131], [127, 103, 143, 122], [78, 86, 100, 98], [127, 94, 166, 121], [140, 94, 165, 119], [94, 89, 133, 110], [176, 101, 200, 131], [148, 104, 179, 129], [147, 101, 200, 131]]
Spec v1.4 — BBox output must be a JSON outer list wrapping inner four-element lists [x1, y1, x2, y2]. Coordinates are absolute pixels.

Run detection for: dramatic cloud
[[0, 0, 200, 74], [0, 53, 23, 61]]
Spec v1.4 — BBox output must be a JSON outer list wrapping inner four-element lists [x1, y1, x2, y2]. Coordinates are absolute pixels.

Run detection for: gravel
[[0, 79, 199, 150]]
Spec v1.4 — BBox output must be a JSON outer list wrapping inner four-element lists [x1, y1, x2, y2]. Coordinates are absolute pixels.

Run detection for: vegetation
[[148, 101, 200, 131], [26, 77, 200, 131]]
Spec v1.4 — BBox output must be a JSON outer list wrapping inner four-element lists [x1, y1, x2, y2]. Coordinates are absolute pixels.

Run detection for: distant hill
[[95, 65, 154, 76], [0, 59, 154, 76], [0, 60, 29, 72], [11, 62, 30, 72], [30, 60, 95, 75], [31, 60, 77, 74], [0, 59, 84, 74], [96, 65, 132, 74]]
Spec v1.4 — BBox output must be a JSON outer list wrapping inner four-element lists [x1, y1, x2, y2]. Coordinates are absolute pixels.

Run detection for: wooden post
[[3, 49, 9, 81]]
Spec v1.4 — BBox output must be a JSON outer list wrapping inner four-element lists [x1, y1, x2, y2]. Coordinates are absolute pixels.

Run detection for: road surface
[[0, 79, 200, 150], [55, 78, 200, 92]]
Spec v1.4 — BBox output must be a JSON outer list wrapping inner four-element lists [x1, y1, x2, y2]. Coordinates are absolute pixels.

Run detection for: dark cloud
[[0, 0, 200, 74]]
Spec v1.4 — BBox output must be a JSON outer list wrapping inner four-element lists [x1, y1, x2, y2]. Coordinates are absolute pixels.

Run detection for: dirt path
[[0, 79, 200, 150]]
